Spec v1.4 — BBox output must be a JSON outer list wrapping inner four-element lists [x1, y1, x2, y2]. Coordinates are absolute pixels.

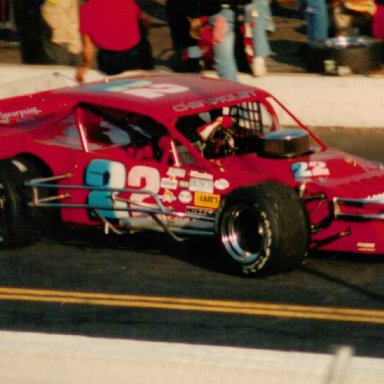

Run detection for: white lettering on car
[[173, 91, 256, 112], [0, 106, 41, 124]]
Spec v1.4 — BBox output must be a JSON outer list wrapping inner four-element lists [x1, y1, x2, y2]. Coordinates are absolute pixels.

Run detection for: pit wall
[[0, 331, 383, 384]]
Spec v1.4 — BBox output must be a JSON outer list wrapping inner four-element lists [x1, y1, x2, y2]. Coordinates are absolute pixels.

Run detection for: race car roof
[[53, 73, 270, 123]]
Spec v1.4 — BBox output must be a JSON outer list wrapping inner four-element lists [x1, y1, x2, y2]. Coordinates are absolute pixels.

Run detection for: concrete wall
[[0, 331, 383, 384]]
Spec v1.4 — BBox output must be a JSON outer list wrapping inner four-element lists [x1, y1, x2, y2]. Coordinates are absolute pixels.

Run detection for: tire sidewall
[[217, 182, 309, 276], [0, 158, 43, 248]]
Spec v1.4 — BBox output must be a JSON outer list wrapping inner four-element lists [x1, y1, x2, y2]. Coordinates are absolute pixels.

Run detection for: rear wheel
[[0, 158, 45, 248], [217, 182, 310, 276]]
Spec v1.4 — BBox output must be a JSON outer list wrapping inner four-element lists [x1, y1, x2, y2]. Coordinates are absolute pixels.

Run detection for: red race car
[[0, 73, 383, 276]]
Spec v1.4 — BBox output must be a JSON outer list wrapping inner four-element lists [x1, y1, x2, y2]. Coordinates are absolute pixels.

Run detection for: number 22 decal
[[85, 159, 160, 219], [291, 161, 330, 180]]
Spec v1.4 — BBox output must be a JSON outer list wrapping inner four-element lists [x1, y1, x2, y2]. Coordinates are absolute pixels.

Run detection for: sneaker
[[251, 57, 267, 77]]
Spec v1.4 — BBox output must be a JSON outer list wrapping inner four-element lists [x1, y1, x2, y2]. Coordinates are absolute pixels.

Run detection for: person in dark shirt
[[11, 0, 48, 63], [165, 0, 201, 72], [368, 0, 384, 76]]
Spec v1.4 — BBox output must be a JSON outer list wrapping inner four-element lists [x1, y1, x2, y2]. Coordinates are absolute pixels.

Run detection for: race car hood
[[297, 150, 384, 201], [218, 148, 384, 199]]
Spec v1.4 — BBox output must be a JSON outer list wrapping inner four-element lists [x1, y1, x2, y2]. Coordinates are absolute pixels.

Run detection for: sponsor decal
[[194, 192, 221, 209], [214, 178, 229, 190], [167, 167, 186, 178], [173, 91, 256, 112], [190, 170, 213, 180], [165, 214, 190, 223], [160, 177, 178, 190], [357, 242, 376, 252], [186, 206, 215, 217], [366, 193, 384, 200], [179, 180, 190, 188], [159, 189, 176, 203], [190, 178, 214, 193], [0, 106, 41, 124], [179, 190, 193, 204]]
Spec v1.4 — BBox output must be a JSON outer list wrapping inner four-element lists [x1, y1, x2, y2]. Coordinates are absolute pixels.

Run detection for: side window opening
[[78, 105, 171, 163], [124, 113, 169, 163], [34, 113, 82, 149], [175, 101, 277, 160], [227, 102, 274, 135], [60, 103, 186, 164], [78, 106, 131, 150]]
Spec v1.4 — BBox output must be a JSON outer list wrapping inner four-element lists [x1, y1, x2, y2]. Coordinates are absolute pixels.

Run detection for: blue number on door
[[85, 159, 129, 219]]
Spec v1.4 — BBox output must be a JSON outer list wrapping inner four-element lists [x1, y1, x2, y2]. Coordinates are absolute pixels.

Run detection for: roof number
[[122, 83, 189, 99]]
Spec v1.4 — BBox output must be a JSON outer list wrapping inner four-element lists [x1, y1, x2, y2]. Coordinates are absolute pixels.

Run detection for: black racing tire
[[217, 182, 310, 276], [0, 158, 45, 248]]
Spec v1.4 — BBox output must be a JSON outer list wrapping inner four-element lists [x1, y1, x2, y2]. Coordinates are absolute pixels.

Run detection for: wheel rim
[[220, 204, 266, 265]]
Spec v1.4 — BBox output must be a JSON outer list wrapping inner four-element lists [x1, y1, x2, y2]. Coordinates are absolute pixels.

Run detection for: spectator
[[368, 0, 384, 76], [0, 0, 10, 22], [41, 0, 81, 66], [332, 0, 375, 36], [244, 0, 274, 76], [11, 0, 47, 63], [187, 1, 246, 81], [76, 0, 154, 83], [189, 0, 273, 81], [297, 0, 329, 45], [372, 0, 384, 39], [165, 1, 273, 78], [165, 0, 201, 72]]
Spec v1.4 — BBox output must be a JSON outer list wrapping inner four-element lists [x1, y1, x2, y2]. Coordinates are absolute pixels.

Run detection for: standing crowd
[[10, 0, 154, 81], [166, 0, 275, 81], [7, 0, 384, 81]]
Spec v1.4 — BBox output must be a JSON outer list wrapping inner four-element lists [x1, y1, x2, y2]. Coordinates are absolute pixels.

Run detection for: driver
[[197, 115, 236, 158], [197, 115, 234, 141]]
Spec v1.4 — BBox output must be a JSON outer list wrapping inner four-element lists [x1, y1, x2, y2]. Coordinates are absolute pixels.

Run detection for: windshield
[[175, 98, 323, 161]]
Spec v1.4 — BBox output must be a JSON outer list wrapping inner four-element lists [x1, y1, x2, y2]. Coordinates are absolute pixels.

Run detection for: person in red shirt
[[373, 0, 384, 40], [76, 0, 153, 82]]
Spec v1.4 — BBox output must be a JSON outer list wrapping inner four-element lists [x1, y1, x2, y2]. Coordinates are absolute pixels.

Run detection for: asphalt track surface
[[0, 0, 384, 363], [0, 209, 384, 359], [1, 123, 384, 360]]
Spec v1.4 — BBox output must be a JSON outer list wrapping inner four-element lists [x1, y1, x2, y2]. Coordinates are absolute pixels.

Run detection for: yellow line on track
[[0, 287, 384, 324]]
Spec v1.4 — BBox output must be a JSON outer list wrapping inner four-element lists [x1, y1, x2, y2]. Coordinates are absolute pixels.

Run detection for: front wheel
[[0, 158, 45, 248], [217, 182, 310, 276]]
